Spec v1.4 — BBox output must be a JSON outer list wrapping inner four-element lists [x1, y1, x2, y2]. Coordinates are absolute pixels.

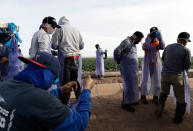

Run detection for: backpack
[[113, 39, 132, 64]]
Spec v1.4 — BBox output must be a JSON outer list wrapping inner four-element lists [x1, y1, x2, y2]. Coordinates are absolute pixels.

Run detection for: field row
[[82, 58, 142, 72], [82, 57, 193, 72]]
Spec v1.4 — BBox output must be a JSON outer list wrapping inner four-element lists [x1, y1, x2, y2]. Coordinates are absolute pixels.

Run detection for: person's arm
[[51, 28, 62, 50], [49, 87, 62, 99], [53, 75, 94, 131], [79, 33, 84, 50], [184, 48, 191, 70], [49, 81, 78, 100], [100, 49, 105, 55], [162, 48, 166, 62], [157, 32, 165, 50], [142, 35, 151, 50]]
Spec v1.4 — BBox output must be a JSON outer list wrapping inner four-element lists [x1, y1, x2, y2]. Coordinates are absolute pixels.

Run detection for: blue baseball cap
[[18, 52, 60, 77]]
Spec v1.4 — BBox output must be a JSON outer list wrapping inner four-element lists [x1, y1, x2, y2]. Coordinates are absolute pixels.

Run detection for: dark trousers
[[61, 57, 80, 105]]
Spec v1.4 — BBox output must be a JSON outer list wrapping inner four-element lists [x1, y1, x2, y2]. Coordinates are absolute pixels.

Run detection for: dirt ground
[[85, 77, 193, 131]]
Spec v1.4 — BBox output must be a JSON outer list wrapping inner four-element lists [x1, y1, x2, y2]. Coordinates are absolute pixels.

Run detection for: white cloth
[[51, 16, 84, 57], [78, 54, 82, 87], [169, 71, 191, 114], [29, 29, 51, 58], [96, 49, 105, 76]]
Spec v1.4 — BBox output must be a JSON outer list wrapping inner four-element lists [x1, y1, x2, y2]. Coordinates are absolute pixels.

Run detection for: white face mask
[[44, 23, 55, 34]]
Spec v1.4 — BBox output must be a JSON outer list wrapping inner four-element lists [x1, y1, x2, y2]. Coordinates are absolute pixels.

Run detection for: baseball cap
[[177, 32, 191, 42], [18, 52, 60, 77], [150, 27, 158, 33], [42, 16, 61, 28]]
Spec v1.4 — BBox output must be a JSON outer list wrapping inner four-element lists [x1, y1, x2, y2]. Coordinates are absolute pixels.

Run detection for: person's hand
[[61, 81, 78, 94], [0, 57, 8, 63], [82, 75, 94, 90]]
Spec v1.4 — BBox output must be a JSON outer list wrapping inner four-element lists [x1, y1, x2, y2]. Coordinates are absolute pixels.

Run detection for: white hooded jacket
[[51, 16, 84, 57]]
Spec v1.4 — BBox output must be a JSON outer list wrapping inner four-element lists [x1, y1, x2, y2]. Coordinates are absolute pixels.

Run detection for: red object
[[68, 56, 79, 60]]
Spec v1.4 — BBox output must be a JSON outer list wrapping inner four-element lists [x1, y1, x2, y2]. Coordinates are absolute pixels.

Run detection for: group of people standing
[[114, 27, 191, 124], [0, 16, 95, 131], [0, 16, 192, 131]]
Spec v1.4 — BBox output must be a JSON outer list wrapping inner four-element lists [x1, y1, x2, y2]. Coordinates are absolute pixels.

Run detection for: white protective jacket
[[29, 29, 51, 58], [51, 16, 84, 57]]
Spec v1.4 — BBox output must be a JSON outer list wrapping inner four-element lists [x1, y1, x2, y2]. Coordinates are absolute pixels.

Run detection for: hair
[[177, 39, 187, 44], [133, 31, 144, 38], [95, 44, 99, 48]]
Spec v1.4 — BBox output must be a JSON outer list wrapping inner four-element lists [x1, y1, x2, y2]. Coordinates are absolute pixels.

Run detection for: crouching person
[[155, 32, 191, 124], [0, 52, 94, 131]]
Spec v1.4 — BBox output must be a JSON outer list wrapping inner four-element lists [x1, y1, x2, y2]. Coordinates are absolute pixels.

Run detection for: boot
[[153, 96, 159, 105], [121, 103, 135, 112], [155, 92, 168, 119], [140, 95, 148, 104], [173, 102, 186, 124], [121, 92, 135, 112]]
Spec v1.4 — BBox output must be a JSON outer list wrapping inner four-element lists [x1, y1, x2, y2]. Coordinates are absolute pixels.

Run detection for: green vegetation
[[82, 57, 143, 72], [24, 57, 193, 72], [82, 57, 193, 72]]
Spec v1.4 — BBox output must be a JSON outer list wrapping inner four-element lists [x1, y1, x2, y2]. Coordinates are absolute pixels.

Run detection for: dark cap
[[177, 32, 191, 42], [42, 16, 61, 28], [18, 52, 61, 77], [95, 44, 99, 48], [150, 27, 158, 33]]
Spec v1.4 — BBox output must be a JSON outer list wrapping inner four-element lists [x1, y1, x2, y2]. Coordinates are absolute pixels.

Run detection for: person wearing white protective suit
[[95, 44, 107, 79], [29, 16, 60, 58], [140, 27, 165, 104], [155, 32, 191, 124], [114, 31, 144, 112], [51, 16, 84, 105]]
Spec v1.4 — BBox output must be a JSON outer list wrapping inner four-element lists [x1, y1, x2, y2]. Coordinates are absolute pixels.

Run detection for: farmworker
[[95, 44, 107, 79], [29, 16, 60, 58], [51, 16, 84, 105], [0, 52, 95, 131], [0, 26, 9, 81], [155, 32, 191, 124], [0, 22, 23, 81], [114, 31, 144, 112], [140, 27, 165, 104]]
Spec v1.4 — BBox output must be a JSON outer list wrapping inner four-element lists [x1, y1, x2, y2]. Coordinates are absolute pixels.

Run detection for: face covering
[[15, 63, 56, 90]]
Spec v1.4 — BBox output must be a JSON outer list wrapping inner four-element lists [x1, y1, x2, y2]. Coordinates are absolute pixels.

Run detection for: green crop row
[[82, 57, 193, 72], [82, 57, 143, 72]]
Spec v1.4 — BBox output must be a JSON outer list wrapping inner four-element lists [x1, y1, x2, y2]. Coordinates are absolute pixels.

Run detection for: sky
[[0, 0, 193, 57]]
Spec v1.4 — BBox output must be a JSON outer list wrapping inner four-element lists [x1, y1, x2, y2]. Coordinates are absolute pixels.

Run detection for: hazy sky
[[1, 0, 193, 57]]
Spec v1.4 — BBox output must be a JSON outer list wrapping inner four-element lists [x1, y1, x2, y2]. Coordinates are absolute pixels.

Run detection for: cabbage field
[[82, 57, 143, 72]]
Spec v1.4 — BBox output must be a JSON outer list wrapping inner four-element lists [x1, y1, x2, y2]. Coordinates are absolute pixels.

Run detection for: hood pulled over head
[[58, 16, 70, 25]]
